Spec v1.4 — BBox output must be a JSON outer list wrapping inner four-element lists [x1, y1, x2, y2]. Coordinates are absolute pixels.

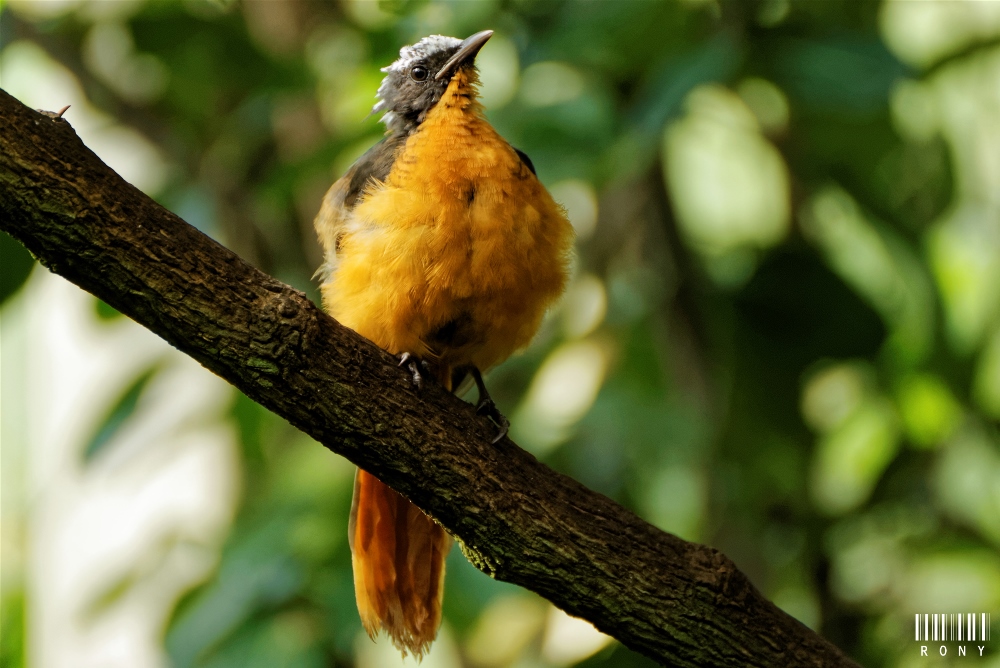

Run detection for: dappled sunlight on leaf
[[810, 399, 900, 516], [541, 606, 614, 667], [880, 0, 1000, 70], [559, 273, 607, 340], [904, 551, 1000, 614], [664, 84, 791, 277], [934, 428, 1000, 546], [974, 327, 1000, 419], [894, 374, 962, 450], [549, 179, 599, 240], [804, 187, 935, 365], [465, 594, 546, 667], [929, 206, 1000, 355], [639, 463, 707, 542], [511, 339, 611, 456], [801, 363, 868, 434]]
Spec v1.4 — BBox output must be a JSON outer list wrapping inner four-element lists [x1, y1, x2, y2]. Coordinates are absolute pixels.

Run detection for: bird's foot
[[477, 396, 510, 444], [397, 352, 432, 390], [471, 367, 509, 444]]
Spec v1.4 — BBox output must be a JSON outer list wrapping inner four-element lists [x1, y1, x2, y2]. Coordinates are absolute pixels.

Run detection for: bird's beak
[[435, 30, 493, 80]]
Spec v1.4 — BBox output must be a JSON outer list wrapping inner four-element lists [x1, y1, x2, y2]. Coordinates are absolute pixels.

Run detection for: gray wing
[[313, 134, 406, 282]]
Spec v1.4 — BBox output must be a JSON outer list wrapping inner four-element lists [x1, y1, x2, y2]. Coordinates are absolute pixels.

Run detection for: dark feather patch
[[514, 147, 536, 175], [429, 312, 474, 348], [344, 134, 407, 209]]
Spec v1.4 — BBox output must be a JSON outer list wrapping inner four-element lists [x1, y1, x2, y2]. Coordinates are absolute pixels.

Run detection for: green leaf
[[82, 366, 160, 463], [0, 230, 35, 306]]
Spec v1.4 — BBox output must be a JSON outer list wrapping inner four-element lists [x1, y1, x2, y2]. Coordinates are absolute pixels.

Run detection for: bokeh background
[[2, 1, 1000, 666]]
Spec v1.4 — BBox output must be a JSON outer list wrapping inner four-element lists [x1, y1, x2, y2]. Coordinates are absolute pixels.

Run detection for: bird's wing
[[512, 146, 536, 175], [314, 134, 406, 282]]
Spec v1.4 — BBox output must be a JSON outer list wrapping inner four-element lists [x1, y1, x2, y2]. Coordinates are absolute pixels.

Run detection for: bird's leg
[[397, 352, 432, 390], [471, 367, 510, 444]]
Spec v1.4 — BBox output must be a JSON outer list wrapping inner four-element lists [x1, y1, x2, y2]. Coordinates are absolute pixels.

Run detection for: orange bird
[[314, 30, 573, 657]]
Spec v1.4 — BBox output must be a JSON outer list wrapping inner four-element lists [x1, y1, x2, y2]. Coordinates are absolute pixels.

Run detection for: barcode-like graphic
[[915, 613, 991, 642]]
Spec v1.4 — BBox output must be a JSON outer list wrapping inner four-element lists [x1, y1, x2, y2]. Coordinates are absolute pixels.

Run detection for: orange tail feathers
[[349, 469, 450, 657]]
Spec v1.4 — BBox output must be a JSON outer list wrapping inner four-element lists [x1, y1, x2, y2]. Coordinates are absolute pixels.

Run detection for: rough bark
[[0, 89, 859, 667]]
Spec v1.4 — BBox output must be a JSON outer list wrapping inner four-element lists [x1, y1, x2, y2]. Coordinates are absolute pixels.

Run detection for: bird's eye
[[410, 66, 429, 82]]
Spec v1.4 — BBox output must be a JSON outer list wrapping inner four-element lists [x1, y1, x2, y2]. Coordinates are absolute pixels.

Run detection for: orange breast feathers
[[320, 69, 574, 375]]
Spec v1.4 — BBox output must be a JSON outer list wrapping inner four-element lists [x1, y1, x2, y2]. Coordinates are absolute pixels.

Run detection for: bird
[[313, 30, 574, 657]]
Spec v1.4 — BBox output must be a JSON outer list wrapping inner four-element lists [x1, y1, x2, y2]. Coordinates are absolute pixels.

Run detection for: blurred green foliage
[[3, 1, 1000, 667], [82, 364, 161, 461], [0, 231, 35, 304]]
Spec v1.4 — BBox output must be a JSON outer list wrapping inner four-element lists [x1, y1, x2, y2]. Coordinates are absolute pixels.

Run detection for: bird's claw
[[476, 396, 510, 444], [397, 352, 425, 389], [471, 366, 509, 444]]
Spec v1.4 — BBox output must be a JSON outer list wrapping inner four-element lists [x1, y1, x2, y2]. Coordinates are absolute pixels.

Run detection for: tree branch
[[0, 89, 858, 667]]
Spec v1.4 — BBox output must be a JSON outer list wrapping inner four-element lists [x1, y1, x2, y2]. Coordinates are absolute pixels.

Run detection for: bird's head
[[373, 30, 492, 134]]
